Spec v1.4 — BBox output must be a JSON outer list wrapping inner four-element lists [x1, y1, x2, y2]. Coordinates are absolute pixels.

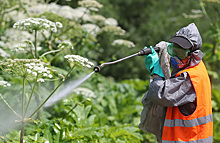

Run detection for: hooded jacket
[[139, 23, 213, 142], [173, 23, 202, 51]]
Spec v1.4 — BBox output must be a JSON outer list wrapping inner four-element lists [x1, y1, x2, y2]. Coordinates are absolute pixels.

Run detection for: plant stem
[[24, 75, 38, 116], [62, 103, 78, 120], [40, 49, 61, 57], [0, 136, 7, 143], [34, 30, 38, 58], [25, 40, 35, 58], [22, 77, 26, 117], [20, 122, 24, 143], [35, 82, 41, 120], [62, 99, 87, 120], [29, 65, 76, 118], [20, 77, 26, 143]]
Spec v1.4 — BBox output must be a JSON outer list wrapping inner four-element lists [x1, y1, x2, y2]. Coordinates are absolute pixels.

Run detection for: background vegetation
[[0, 0, 220, 142]]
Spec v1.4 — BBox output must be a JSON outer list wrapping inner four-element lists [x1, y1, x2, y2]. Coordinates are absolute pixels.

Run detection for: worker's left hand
[[156, 41, 171, 79], [144, 46, 164, 78]]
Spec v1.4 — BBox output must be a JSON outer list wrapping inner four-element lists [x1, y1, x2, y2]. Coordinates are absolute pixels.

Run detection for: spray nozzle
[[94, 65, 102, 72]]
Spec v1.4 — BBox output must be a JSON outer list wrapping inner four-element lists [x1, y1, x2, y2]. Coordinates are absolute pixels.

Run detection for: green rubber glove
[[144, 46, 164, 78]]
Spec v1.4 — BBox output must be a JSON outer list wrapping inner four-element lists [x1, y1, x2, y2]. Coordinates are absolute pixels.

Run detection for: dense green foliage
[[0, 0, 220, 143]]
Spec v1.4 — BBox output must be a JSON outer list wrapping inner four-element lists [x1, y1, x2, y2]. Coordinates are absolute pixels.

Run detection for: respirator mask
[[167, 43, 190, 69]]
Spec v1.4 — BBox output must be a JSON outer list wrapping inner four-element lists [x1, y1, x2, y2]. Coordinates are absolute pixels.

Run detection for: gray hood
[[174, 23, 202, 51]]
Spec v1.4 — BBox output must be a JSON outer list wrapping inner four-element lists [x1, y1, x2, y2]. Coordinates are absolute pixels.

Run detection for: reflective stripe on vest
[[164, 114, 213, 127], [162, 61, 213, 143], [162, 136, 213, 143]]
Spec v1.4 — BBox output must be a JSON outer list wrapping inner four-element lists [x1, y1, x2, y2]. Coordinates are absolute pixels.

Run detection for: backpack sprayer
[[93, 47, 159, 72]]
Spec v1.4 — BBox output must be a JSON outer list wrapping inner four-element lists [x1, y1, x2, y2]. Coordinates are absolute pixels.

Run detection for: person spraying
[[139, 23, 213, 143]]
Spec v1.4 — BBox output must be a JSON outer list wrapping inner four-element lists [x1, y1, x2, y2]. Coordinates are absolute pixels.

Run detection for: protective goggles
[[167, 43, 190, 59]]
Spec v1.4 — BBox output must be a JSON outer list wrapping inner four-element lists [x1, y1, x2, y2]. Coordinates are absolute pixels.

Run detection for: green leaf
[[51, 66, 68, 75], [213, 112, 220, 141], [212, 88, 220, 111], [71, 127, 100, 137], [88, 114, 96, 124], [84, 105, 92, 119]]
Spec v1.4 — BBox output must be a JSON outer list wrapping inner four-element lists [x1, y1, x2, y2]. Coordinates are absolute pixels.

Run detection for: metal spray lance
[[93, 47, 159, 72]]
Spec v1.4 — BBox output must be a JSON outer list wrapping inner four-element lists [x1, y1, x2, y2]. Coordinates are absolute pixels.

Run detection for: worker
[[139, 23, 213, 143]]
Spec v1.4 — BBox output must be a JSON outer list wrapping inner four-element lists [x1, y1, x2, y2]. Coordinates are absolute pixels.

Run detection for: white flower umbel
[[81, 24, 100, 36], [13, 17, 62, 32], [64, 55, 94, 68], [91, 15, 106, 26], [57, 6, 91, 21], [73, 87, 96, 98], [0, 59, 58, 82], [112, 39, 135, 48], [73, 7, 91, 21], [13, 18, 62, 58], [101, 25, 126, 36], [78, 0, 103, 9], [0, 80, 11, 87], [27, 3, 48, 14], [105, 18, 118, 26]]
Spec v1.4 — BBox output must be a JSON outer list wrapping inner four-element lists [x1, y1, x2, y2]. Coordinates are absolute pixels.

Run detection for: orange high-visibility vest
[[162, 61, 213, 143]]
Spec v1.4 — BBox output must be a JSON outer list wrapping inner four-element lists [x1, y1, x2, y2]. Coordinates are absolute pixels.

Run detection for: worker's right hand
[[144, 46, 164, 78]]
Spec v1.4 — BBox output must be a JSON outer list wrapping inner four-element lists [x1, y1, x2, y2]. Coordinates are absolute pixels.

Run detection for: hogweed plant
[[1, 16, 93, 142], [112, 39, 135, 48], [0, 55, 94, 143], [64, 54, 94, 68], [0, 59, 58, 142], [13, 17, 63, 58], [0, 59, 54, 79], [78, 0, 103, 9], [101, 25, 126, 36]]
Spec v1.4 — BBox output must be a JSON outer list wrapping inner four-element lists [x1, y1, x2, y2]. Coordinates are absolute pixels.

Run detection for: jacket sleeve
[[145, 72, 196, 107]]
